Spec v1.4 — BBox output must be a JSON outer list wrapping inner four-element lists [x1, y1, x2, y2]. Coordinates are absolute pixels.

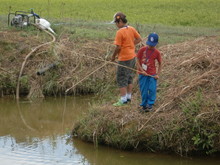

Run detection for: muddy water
[[0, 96, 219, 165]]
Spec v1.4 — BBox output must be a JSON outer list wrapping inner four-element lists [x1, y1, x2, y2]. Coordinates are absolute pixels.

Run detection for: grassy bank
[[0, 0, 220, 155], [0, 0, 219, 27], [72, 36, 220, 156], [0, 20, 219, 97], [73, 99, 220, 156]]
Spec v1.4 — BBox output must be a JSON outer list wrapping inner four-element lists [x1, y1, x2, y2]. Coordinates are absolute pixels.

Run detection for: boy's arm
[[136, 57, 148, 76], [111, 45, 121, 62], [134, 37, 142, 45], [133, 27, 142, 45], [136, 59, 142, 71], [154, 61, 162, 79], [154, 54, 162, 79], [136, 48, 149, 76]]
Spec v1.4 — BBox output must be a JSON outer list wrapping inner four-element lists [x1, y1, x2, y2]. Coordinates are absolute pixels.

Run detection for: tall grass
[[0, 0, 219, 27]]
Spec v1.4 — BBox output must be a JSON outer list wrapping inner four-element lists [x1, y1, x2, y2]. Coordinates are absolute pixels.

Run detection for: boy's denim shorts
[[117, 57, 136, 88]]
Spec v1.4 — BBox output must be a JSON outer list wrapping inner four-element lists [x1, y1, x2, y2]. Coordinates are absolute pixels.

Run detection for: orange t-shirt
[[114, 26, 141, 61]]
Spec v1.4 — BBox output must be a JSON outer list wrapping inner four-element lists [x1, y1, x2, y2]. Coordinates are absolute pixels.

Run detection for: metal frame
[[8, 10, 36, 27]]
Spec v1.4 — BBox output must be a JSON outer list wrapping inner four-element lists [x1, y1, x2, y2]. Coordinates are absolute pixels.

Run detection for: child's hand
[[111, 56, 116, 62], [139, 71, 148, 76], [154, 75, 159, 79]]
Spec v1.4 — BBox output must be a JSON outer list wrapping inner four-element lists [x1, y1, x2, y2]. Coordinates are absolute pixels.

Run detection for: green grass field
[[0, 0, 219, 46], [1, 0, 220, 27]]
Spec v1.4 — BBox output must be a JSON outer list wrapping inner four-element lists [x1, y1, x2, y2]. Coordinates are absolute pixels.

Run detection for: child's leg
[[139, 75, 149, 107], [147, 77, 157, 106]]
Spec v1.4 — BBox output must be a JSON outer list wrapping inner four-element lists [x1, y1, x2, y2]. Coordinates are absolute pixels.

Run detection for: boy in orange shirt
[[111, 12, 142, 106]]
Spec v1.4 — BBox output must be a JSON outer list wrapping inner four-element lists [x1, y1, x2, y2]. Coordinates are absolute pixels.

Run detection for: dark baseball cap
[[110, 12, 126, 23]]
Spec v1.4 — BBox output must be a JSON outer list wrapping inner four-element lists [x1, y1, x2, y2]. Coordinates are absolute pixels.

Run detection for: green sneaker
[[113, 100, 126, 106]]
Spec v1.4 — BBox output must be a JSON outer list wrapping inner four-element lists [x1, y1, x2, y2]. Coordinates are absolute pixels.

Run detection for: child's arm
[[111, 45, 121, 62], [154, 61, 161, 79], [154, 53, 162, 79], [136, 58, 148, 76], [134, 37, 142, 45]]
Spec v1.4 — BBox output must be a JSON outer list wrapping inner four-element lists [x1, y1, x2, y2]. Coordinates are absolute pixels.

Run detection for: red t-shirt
[[137, 46, 162, 75]]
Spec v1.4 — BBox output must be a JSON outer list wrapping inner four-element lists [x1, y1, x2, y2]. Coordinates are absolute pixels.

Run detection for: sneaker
[[138, 106, 146, 113], [113, 100, 127, 106], [139, 106, 152, 113], [146, 104, 153, 111]]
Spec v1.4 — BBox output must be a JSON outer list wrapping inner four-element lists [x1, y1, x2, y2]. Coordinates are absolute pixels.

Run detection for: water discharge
[[0, 97, 219, 165]]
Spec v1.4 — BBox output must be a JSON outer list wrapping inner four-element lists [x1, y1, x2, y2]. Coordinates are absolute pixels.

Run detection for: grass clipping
[[73, 36, 220, 156]]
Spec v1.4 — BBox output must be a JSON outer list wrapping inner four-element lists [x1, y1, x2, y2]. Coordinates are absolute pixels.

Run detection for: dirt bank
[[0, 29, 115, 97], [1, 28, 220, 156], [72, 36, 220, 156]]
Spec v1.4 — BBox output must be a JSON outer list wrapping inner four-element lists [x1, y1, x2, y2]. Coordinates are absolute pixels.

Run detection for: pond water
[[0, 96, 219, 165]]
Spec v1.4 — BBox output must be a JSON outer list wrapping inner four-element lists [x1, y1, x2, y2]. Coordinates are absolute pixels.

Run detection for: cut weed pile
[[73, 36, 220, 156]]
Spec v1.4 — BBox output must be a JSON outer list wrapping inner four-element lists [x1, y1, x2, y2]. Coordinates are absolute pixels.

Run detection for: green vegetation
[[1, 0, 220, 156], [1, 0, 219, 47], [0, 0, 219, 27], [162, 90, 220, 155], [52, 20, 219, 45], [73, 89, 220, 155], [71, 33, 220, 156]]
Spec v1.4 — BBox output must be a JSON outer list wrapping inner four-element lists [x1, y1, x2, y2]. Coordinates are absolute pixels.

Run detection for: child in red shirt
[[137, 33, 162, 112]]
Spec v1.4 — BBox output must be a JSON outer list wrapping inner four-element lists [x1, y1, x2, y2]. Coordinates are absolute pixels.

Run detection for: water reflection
[[0, 96, 91, 137], [0, 135, 89, 165], [0, 96, 93, 165], [0, 97, 220, 165], [72, 138, 220, 165]]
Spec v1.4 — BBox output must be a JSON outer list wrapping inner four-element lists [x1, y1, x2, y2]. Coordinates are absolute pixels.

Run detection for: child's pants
[[139, 74, 157, 107]]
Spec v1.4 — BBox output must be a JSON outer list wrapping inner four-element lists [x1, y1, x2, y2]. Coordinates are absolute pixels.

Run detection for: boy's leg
[[139, 75, 149, 107], [114, 58, 135, 106], [127, 58, 136, 102], [113, 86, 127, 106], [114, 62, 128, 105], [147, 77, 157, 107], [126, 84, 132, 102], [119, 87, 127, 102]]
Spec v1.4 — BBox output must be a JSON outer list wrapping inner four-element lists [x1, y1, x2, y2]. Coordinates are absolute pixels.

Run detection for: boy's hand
[[138, 71, 148, 76], [111, 56, 116, 62], [143, 72, 149, 76], [154, 75, 159, 79]]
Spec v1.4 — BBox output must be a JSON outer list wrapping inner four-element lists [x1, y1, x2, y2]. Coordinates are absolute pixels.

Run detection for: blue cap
[[146, 33, 159, 47]]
